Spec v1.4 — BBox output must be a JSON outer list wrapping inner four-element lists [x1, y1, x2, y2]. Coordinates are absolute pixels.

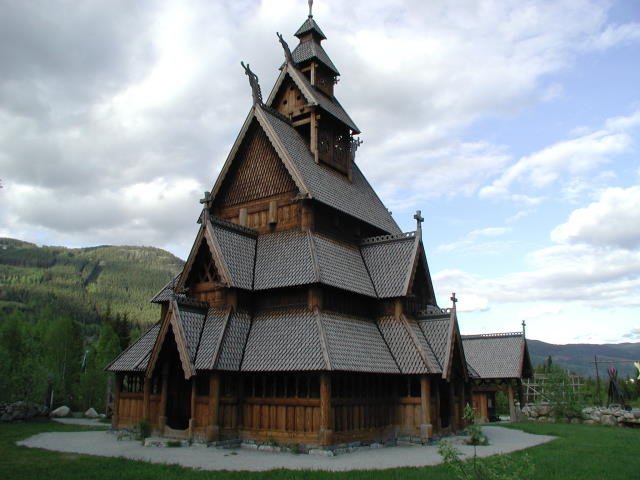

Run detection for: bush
[[134, 418, 150, 442], [464, 403, 488, 446]]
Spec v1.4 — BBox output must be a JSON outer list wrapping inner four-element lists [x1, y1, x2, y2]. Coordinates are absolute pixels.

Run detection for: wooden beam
[[158, 363, 169, 434], [189, 379, 197, 439], [142, 376, 151, 420], [112, 373, 121, 428], [207, 372, 221, 442], [508, 383, 516, 421], [319, 373, 333, 446], [420, 375, 432, 441], [268, 200, 278, 225]]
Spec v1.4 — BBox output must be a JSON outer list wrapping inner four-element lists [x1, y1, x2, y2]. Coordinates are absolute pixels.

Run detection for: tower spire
[[308, 0, 313, 18]]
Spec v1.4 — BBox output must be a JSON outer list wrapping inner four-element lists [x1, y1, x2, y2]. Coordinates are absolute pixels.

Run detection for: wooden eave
[[176, 215, 233, 293], [442, 307, 469, 381], [145, 300, 195, 380]]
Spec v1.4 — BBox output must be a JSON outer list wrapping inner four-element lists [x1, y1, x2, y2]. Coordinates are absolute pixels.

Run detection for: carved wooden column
[[449, 382, 456, 431], [207, 372, 221, 442], [158, 363, 169, 433], [434, 381, 441, 433], [319, 373, 333, 446], [507, 383, 516, 421], [112, 373, 122, 428], [189, 379, 197, 439], [419, 375, 432, 441], [142, 376, 151, 420]]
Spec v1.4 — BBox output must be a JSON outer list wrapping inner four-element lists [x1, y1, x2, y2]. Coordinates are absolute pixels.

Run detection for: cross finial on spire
[[414, 210, 424, 231], [522, 320, 526, 336], [450, 292, 457, 305], [308, 0, 313, 18], [199, 191, 211, 205]]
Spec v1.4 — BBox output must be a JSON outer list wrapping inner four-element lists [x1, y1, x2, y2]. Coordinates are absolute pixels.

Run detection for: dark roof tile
[[241, 308, 326, 371], [259, 107, 400, 235], [462, 333, 527, 379], [320, 311, 398, 373], [107, 324, 160, 372], [361, 234, 416, 297]]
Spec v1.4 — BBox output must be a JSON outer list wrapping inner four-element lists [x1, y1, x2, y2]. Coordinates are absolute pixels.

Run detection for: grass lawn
[[0, 420, 638, 479]]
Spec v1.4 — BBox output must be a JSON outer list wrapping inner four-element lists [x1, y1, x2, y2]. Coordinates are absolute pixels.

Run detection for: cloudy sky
[[1, 0, 639, 344]]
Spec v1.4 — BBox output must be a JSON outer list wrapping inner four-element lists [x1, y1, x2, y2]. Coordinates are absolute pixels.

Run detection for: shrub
[[464, 403, 488, 446], [134, 418, 150, 442]]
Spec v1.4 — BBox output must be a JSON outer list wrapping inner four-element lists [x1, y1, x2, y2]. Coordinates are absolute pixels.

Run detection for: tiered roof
[[108, 297, 466, 377], [167, 214, 430, 300]]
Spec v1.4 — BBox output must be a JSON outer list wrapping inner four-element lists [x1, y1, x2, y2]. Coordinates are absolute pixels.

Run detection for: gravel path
[[51, 418, 106, 427], [17, 426, 555, 472]]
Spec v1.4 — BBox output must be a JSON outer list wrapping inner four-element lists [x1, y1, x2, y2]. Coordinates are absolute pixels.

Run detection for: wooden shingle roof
[[462, 333, 532, 380]]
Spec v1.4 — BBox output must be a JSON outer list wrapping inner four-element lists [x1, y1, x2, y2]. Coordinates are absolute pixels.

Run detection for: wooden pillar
[[142, 376, 151, 420], [310, 113, 318, 163], [434, 381, 441, 432], [319, 373, 333, 446], [449, 382, 456, 431], [158, 364, 169, 433], [207, 372, 220, 442], [507, 383, 516, 421], [188, 379, 197, 439], [112, 373, 122, 428], [419, 375, 432, 441]]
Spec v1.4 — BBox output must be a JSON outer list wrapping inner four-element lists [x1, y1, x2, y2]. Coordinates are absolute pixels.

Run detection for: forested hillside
[[0, 238, 183, 410], [527, 339, 640, 379], [0, 237, 184, 334]]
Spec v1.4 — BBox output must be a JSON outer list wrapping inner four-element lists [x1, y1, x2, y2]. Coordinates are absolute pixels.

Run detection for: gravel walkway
[[51, 418, 107, 427], [17, 426, 555, 472]]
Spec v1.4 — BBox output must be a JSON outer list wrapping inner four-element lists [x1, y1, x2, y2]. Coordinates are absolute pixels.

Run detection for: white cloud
[[479, 111, 638, 198], [551, 185, 640, 249]]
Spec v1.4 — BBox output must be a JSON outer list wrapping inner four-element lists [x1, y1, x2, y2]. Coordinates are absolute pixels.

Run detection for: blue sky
[[1, 0, 639, 344]]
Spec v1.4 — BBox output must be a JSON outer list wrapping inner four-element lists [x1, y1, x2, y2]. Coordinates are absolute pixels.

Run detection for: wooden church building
[[107, 7, 471, 446]]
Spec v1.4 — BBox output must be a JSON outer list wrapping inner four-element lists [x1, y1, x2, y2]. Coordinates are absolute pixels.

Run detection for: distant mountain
[[0, 237, 184, 333], [527, 339, 640, 378]]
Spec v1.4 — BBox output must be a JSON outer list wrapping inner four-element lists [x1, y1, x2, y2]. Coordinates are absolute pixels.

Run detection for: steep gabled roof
[[208, 104, 398, 234], [176, 214, 257, 293], [258, 106, 400, 234], [462, 332, 533, 380], [266, 64, 358, 132], [417, 307, 468, 380], [139, 299, 206, 379]]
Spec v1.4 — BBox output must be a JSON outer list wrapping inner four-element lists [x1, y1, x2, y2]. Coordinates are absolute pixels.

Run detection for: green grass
[[1, 420, 639, 479]]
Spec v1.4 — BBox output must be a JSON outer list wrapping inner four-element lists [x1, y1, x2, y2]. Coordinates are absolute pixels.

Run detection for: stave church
[[107, 5, 478, 447]]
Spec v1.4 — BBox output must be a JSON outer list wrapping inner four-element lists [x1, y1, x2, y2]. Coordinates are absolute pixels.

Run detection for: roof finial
[[522, 320, 526, 337], [308, 0, 313, 18], [450, 292, 458, 307], [277, 32, 294, 65], [413, 210, 424, 233], [240, 61, 263, 105]]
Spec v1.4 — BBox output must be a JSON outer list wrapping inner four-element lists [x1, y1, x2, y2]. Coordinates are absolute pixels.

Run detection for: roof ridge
[[210, 214, 258, 237], [416, 306, 452, 318], [260, 103, 294, 124], [360, 231, 415, 245], [463, 332, 524, 339], [173, 293, 208, 310]]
